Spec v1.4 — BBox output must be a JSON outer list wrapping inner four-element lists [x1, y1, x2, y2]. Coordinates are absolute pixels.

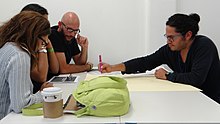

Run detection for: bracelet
[[47, 48, 54, 52], [38, 48, 47, 53], [38, 46, 46, 50], [165, 72, 171, 79]]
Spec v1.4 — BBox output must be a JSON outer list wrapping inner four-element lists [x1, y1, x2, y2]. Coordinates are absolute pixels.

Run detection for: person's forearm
[[46, 41, 59, 74], [32, 53, 48, 82], [59, 63, 90, 74], [47, 51, 59, 74], [77, 47, 88, 64], [111, 63, 126, 72]]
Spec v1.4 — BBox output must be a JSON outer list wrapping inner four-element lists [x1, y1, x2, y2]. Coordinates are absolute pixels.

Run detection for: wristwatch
[[165, 72, 171, 79], [38, 48, 47, 53]]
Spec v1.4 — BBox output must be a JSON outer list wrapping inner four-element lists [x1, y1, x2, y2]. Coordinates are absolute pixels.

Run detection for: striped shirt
[[0, 42, 43, 120]]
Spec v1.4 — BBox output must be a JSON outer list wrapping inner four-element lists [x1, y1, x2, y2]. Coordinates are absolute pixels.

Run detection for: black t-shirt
[[30, 26, 82, 93], [49, 26, 80, 64]]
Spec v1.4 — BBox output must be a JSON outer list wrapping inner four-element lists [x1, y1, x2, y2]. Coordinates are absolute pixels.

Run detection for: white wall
[[0, 0, 219, 66], [0, 0, 147, 65], [146, 0, 176, 54], [177, 0, 220, 54]]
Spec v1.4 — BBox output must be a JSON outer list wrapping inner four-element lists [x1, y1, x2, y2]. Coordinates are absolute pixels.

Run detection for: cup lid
[[41, 87, 62, 95]]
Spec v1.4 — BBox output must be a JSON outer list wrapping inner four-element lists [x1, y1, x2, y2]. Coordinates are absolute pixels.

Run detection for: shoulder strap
[[22, 103, 43, 116], [74, 106, 89, 117]]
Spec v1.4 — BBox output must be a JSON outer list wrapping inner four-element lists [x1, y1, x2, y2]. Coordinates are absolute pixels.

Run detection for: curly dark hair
[[166, 13, 200, 39]]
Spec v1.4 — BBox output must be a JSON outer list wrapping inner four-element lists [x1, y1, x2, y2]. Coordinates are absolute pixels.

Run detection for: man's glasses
[[164, 34, 182, 42], [61, 21, 80, 34]]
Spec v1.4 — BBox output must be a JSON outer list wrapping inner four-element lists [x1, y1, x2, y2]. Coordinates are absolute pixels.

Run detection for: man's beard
[[59, 29, 74, 42]]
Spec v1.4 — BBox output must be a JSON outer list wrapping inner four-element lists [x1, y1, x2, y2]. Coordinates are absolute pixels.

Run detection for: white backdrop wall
[[177, 0, 220, 55], [0, 0, 219, 66]]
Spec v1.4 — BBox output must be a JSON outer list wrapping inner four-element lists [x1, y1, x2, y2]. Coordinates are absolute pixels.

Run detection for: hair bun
[[189, 13, 200, 24]]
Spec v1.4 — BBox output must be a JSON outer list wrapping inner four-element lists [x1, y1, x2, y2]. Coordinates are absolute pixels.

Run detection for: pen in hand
[[67, 74, 73, 81], [99, 55, 102, 72]]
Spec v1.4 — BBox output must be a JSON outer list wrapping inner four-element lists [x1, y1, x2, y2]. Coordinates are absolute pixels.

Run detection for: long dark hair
[[0, 11, 51, 67]]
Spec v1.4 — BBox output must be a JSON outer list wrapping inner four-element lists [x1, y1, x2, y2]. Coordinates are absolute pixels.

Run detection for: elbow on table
[[35, 75, 47, 83], [189, 77, 205, 88], [11, 105, 23, 114], [49, 67, 59, 74]]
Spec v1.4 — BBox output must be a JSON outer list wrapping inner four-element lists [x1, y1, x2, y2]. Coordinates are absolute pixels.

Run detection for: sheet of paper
[[85, 73, 200, 92]]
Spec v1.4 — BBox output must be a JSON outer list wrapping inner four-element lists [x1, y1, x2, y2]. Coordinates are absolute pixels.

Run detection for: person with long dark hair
[[0, 11, 53, 119]]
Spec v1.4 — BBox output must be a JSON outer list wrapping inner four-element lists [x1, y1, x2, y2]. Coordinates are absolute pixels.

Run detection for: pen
[[99, 55, 102, 72]]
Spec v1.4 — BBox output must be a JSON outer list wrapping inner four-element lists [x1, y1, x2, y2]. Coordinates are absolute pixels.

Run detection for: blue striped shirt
[[0, 42, 43, 120]]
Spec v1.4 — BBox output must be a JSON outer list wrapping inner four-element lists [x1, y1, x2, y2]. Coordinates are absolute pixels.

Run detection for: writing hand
[[98, 63, 112, 73]]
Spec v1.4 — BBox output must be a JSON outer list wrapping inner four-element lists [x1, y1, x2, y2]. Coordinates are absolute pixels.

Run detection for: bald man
[[49, 12, 92, 75]]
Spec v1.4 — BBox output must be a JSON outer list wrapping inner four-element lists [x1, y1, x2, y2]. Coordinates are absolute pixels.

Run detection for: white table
[[122, 91, 220, 123], [1, 72, 220, 124], [0, 113, 120, 124]]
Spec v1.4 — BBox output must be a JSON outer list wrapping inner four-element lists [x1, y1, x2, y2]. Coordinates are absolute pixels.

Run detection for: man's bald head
[[61, 12, 80, 26], [58, 12, 80, 41]]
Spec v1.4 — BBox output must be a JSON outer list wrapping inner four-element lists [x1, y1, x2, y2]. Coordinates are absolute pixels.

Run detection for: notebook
[[49, 74, 78, 83]]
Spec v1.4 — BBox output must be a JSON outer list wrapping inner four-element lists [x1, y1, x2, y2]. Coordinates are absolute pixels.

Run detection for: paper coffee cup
[[41, 87, 63, 118]]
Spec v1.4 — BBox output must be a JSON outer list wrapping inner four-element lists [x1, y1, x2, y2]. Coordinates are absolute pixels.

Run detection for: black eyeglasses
[[38, 36, 49, 46], [164, 34, 182, 42], [61, 21, 80, 34]]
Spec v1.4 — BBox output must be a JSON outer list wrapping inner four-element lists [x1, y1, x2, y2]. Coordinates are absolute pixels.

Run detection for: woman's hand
[[40, 82, 53, 91]]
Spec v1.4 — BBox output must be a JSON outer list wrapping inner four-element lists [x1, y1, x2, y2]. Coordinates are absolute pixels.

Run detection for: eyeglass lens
[[61, 21, 80, 34]]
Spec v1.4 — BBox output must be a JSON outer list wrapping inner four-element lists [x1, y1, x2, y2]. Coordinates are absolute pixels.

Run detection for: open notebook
[[48, 74, 79, 83]]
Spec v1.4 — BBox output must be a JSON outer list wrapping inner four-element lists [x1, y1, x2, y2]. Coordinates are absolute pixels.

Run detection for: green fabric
[[22, 103, 43, 116], [73, 76, 130, 117]]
